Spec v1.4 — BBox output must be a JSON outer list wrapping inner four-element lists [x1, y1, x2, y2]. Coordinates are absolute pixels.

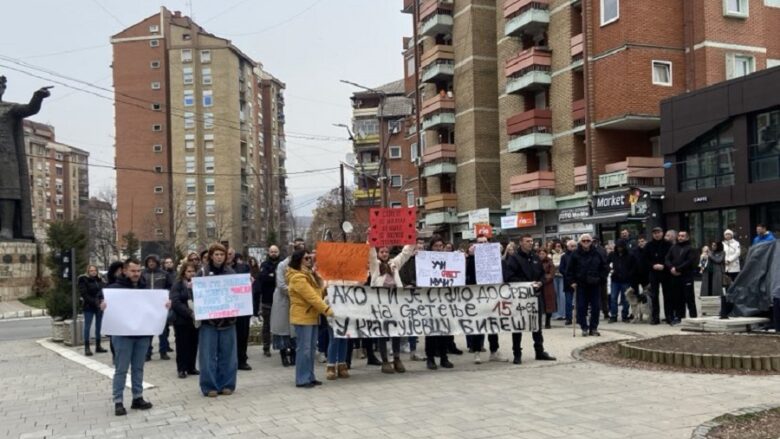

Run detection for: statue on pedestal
[[0, 75, 51, 241]]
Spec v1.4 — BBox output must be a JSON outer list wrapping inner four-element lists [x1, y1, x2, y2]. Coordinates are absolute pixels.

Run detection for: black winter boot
[[280, 350, 290, 367]]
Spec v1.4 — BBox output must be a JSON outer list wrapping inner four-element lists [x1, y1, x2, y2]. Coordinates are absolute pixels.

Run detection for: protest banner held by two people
[[102, 274, 254, 336], [313, 207, 540, 339]]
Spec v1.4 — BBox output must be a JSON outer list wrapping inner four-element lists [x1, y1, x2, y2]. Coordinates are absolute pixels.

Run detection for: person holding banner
[[503, 234, 557, 364], [369, 243, 415, 374], [170, 262, 200, 379], [287, 249, 334, 388], [424, 235, 455, 370], [465, 236, 508, 364], [197, 244, 238, 397], [103, 258, 164, 416]]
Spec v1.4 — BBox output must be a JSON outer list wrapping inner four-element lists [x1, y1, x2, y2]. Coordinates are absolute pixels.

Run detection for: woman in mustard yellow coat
[[287, 249, 334, 388]]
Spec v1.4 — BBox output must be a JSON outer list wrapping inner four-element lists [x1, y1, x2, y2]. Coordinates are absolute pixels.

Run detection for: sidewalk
[[0, 300, 46, 319], [2, 320, 779, 438]]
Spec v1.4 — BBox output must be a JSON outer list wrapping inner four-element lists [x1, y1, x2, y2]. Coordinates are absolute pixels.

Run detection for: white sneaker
[[474, 352, 482, 364], [410, 351, 426, 361], [318, 352, 327, 363], [489, 352, 508, 362], [401, 344, 411, 353]]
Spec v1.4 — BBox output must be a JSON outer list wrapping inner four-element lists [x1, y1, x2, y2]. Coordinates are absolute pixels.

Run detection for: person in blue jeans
[[287, 249, 334, 388], [104, 258, 170, 416], [197, 243, 238, 397], [558, 240, 578, 325], [79, 265, 106, 356], [325, 325, 349, 380], [608, 240, 636, 323]]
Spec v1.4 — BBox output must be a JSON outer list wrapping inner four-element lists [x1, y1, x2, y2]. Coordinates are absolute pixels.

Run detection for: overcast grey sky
[[1, 0, 408, 216]]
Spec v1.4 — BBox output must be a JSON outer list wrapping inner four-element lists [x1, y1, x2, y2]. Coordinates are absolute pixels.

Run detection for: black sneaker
[[589, 330, 601, 337], [296, 383, 315, 389], [311, 380, 323, 386], [238, 363, 252, 371], [440, 358, 454, 369], [513, 354, 522, 365], [145, 354, 152, 362], [160, 352, 171, 361], [608, 317, 617, 323], [426, 359, 438, 370], [187, 369, 200, 375], [178, 371, 187, 379], [130, 398, 153, 410], [114, 403, 127, 416], [535, 351, 556, 361]]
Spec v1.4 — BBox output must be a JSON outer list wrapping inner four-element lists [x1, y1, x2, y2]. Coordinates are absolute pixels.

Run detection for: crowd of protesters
[[79, 223, 775, 414]]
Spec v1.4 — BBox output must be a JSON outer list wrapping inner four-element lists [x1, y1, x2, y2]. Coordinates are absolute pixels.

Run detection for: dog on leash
[[626, 286, 651, 323]]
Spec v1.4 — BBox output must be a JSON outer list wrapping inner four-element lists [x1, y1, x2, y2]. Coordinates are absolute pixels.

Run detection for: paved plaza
[[1, 321, 778, 439]]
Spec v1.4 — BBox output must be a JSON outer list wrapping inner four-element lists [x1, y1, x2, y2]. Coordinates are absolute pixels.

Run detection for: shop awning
[[580, 212, 642, 225]]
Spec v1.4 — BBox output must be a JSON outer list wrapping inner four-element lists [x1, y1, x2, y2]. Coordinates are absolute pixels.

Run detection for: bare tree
[[88, 186, 119, 269], [307, 187, 366, 247]]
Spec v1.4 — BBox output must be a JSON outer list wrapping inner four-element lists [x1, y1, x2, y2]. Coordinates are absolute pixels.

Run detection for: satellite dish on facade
[[341, 221, 354, 234]]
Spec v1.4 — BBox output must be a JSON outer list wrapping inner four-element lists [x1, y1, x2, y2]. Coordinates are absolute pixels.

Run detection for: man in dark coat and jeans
[[565, 234, 609, 337], [644, 227, 672, 324], [256, 245, 281, 357], [503, 234, 556, 364], [665, 230, 699, 324], [142, 254, 173, 361]]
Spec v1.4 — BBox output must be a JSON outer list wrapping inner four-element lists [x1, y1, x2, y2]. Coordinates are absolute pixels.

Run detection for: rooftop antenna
[[186, 0, 193, 19]]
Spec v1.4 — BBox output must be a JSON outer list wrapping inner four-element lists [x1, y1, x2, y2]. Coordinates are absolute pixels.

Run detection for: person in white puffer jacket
[[722, 229, 741, 281]]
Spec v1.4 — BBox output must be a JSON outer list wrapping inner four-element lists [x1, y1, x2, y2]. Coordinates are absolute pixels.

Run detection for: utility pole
[[340, 163, 347, 242]]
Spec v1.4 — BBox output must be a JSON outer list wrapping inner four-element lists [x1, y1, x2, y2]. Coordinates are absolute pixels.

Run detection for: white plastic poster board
[[192, 273, 253, 320], [415, 251, 466, 287], [102, 289, 169, 336], [475, 243, 504, 285]]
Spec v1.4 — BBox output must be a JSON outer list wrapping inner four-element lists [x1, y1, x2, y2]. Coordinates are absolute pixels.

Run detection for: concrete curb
[[36, 338, 155, 390], [0, 309, 47, 320], [690, 403, 780, 439]]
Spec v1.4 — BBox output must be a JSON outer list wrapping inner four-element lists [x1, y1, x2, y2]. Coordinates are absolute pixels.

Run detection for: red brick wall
[[591, 0, 684, 56]]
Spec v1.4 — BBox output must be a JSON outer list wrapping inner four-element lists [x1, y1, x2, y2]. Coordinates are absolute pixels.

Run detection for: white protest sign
[[192, 273, 253, 320], [102, 289, 169, 336], [475, 243, 503, 285], [329, 282, 540, 338], [415, 251, 466, 287]]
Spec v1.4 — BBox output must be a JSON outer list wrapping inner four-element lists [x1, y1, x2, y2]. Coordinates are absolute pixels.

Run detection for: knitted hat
[[723, 229, 734, 238]]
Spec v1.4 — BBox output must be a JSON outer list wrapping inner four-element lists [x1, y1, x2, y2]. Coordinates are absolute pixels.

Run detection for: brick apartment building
[[23, 120, 89, 242], [349, 80, 418, 222], [403, 0, 780, 243], [111, 7, 289, 257]]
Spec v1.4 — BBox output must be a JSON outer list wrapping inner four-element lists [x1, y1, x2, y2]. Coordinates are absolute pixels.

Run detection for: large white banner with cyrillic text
[[328, 283, 540, 338]]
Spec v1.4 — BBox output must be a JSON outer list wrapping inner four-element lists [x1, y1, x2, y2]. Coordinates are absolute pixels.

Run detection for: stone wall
[[0, 241, 39, 301]]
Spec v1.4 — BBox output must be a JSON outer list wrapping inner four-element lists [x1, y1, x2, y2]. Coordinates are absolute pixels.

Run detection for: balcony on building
[[422, 161, 457, 177], [599, 157, 664, 189], [422, 143, 456, 164], [424, 193, 459, 225], [504, 0, 550, 38], [506, 109, 552, 152], [419, 0, 454, 37], [353, 187, 381, 202], [571, 33, 584, 66], [505, 47, 551, 94], [359, 160, 380, 174], [572, 99, 586, 129], [421, 45, 455, 83], [509, 171, 557, 212], [421, 94, 456, 131], [593, 113, 661, 131], [574, 165, 588, 192]]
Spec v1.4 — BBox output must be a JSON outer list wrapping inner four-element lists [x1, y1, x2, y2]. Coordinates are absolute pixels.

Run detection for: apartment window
[[151, 103, 162, 111], [187, 221, 197, 238], [153, 144, 163, 153], [652, 61, 672, 86], [203, 90, 213, 107], [200, 50, 211, 63], [185, 156, 196, 173], [150, 60, 161, 69], [186, 199, 196, 217], [204, 113, 214, 129], [205, 177, 215, 194], [152, 124, 162, 131], [353, 118, 379, 138], [149, 25, 160, 33], [202, 68, 212, 85], [149, 39, 159, 47], [724, 0, 748, 17], [406, 57, 415, 77], [204, 134, 214, 150], [678, 123, 735, 191], [767, 0, 780, 7], [390, 175, 403, 187], [406, 191, 415, 208], [184, 112, 195, 129], [181, 49, 193, 63], [389, 146, 402, 159], [151, 81, 161, 90], [153, 165, 163, 173], [206, 220, 216, 238], [601, 0, 619, 26], [153, 186, 164, 194], [183, 67, 193, 85], [390, 202, 402, 208], [184, 134, 195, 150], [204, 155, 215, 173], [155, 207, 164, 215], [205, 199, 216, 216], [182, 33, 192, 41], [55, 166, 63, 177], [727, 54, 755, 79], [750, 108, 780, 183], [183, 90, 195, 107], [186, 177, 196, 194]]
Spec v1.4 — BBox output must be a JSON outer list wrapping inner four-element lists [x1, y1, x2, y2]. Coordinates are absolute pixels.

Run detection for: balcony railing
[[422, 143, 457, 164], [599, 157, 664, 189], [574, 165, 588, 191], [425, 211, 460, 225], [571, 33, 584, 62], [425, 193, 458, 210], [419, 0, 454, 36], [422, 161, 457, 177], [504, 0, 550, 37], [421, 94, 456, 130], [572, 99, 586, 127], [509, 171, 557, 211], [353, 188, 381, 200], [505, 47, 551, 94], [506, 109, 552, 152], [421, 45, 455, 83]]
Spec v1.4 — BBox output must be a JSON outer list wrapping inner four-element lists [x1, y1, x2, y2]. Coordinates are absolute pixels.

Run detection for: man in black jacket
[[644, 227, 672, 324], [256, 245, 281, 357], [465, 235, 507, 364], [104, 258, 164, 416], [565, 234, 609, 337], [230, 251, 253, 371], [142, 254, 173, 361], [608, 240, 636, 323], [503, 234, 556, 364], [665, 230, 699, 324]]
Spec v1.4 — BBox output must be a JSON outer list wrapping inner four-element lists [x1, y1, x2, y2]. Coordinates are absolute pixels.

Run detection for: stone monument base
[[0, 241, 39, 301]]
